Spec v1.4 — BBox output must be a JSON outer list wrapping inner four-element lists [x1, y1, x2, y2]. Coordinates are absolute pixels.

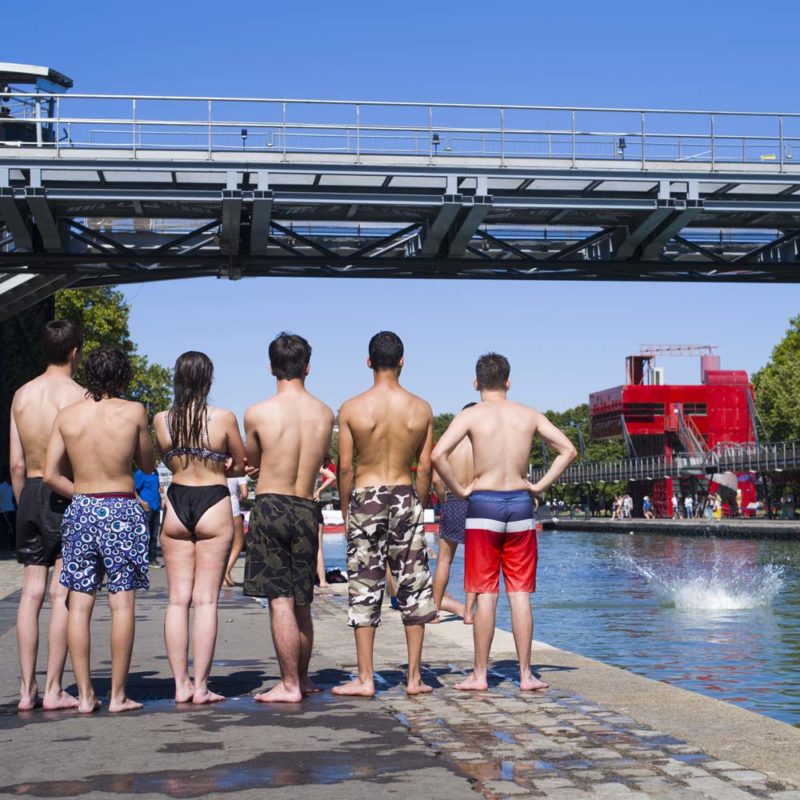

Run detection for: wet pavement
[[1, 556, 800, 799]]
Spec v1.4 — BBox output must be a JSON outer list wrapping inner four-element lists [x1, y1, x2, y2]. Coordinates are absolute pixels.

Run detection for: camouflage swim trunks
[[244, 493, 319, 605], [347, 485, 436, 628]]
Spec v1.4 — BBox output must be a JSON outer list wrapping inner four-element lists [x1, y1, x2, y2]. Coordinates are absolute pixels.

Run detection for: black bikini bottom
[[167, 484, 229, 534]]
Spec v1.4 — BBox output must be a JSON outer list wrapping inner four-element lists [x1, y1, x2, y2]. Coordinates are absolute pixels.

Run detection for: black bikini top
[[161, 408, 228, 464]]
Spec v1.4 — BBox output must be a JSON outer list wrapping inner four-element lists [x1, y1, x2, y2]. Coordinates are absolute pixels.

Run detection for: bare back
[[466, 400, 542, 491], [11, 369, 84, 478], [446, 437, 475, 489], [343, 384, 432, 488], [154, 407, 245, 487], [51, 398, 154, 494], [246, 388, 334, 498]]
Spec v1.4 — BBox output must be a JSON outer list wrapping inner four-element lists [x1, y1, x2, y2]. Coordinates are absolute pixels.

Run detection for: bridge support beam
[[640, 205, 703, 260], [447, 196, 492, 257], [249, 190, 273, 255], [25, 188, 63, 252], [0, 188, 33, 252]]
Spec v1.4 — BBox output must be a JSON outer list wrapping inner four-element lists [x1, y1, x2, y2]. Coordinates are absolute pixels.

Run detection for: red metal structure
[[589, 347, 756, 517]]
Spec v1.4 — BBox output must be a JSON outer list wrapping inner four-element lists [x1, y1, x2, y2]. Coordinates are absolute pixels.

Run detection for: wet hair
[[475, 353, 510, 390], [84, 347, 132, 401], [462, 402, 477, 410], [170, 351, 214, 449], [368, 331, 403, 370], [42, 320, 83, 366], [269, 332, 311, 381]]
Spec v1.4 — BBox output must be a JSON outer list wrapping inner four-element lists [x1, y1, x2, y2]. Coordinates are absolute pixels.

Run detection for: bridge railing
[[1, 94, 800, 170], [530, 441, 800, 485]]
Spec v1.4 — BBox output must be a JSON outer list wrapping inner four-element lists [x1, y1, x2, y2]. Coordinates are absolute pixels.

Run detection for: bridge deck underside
[[1, 150, 800, 315]]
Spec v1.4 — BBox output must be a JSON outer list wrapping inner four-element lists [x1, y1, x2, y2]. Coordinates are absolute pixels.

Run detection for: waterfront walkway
[[1, 556, 799, 800]]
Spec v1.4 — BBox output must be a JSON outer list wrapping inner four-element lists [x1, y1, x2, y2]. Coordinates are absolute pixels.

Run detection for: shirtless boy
[[44, 347, 155, 713], [244, 333, 334, 703], [10, 320, 84, 711], [432, 402, 477, 623], [432, 353, 576, 692], [333, 331, 437, 698]]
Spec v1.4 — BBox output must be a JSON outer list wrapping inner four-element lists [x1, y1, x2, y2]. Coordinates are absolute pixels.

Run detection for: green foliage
[[55, 287, 172, 416], [753, 314, 800, 442], [433, 413, 454, 442]]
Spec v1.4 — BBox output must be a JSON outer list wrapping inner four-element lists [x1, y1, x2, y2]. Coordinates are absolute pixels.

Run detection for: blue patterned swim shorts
[[60, 493, 150, 594]]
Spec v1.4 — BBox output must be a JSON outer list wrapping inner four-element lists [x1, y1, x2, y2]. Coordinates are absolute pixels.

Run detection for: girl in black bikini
[[154, 352, 246, 704]]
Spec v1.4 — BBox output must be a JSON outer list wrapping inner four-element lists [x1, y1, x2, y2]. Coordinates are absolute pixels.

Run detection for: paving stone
[[483, 779, 530, 795], [684, 775, 759, 800], [721, 770, 769, 784]]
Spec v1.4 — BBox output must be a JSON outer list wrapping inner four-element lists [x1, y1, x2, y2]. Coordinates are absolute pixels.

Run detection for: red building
[[589, 349, 756, 517]]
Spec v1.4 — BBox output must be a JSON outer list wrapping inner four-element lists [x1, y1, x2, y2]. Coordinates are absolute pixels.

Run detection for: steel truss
[[2, 136, 800, 316]]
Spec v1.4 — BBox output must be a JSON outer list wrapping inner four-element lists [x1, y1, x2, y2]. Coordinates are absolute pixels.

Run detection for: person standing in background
[[223, 476, 249, 587], [313, 457, 337, 589], [135, 467, 163, 569]]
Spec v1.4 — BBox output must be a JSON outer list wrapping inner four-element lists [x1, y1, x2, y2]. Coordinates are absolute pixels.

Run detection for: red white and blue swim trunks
[[60, 493, 150, 594], [465, 490, 537, 594]]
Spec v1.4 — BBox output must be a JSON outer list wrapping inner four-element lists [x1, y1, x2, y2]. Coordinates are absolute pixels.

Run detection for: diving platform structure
[[3, 78, 800, 316]]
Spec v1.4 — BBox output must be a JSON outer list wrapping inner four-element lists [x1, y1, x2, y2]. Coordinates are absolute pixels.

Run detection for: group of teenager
[[10, 321, 576, 713]]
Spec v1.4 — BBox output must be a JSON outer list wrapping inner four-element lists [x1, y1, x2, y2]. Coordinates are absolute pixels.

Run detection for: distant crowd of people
[[9, 321, 576, 713]]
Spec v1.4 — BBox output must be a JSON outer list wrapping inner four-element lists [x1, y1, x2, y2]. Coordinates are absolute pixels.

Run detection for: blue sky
[[8, 0, 800, 419]]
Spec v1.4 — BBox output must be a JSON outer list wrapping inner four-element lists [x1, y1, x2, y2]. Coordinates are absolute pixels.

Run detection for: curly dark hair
[[84, 347, 132, 401]]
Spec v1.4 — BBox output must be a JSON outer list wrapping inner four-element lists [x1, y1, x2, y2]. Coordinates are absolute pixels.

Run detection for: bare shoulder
[[244, 398, 273, 422], [61, 377, 85, 405], [212, 406, 239, 425], [312, 395, 335, 423], [123, 399, 148, 422], [406, 389, 433, 419]]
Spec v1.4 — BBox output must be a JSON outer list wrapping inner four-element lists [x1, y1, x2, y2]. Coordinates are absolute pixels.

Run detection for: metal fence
[[530, 441, 800, 485], [2, 94, 800, 171]]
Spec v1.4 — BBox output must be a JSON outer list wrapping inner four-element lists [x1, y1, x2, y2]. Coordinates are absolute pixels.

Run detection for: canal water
[[323, 530, 800, 727]]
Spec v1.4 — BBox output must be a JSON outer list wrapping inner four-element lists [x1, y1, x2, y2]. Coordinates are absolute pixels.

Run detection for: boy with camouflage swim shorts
[[333, 332, 437, 699]]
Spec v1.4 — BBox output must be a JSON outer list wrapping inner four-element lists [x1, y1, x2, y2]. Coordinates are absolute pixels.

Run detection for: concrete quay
[[0, 555, 799, 800]]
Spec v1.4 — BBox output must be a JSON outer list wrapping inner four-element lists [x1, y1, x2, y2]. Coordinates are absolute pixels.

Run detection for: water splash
[[618, 555, 784, 610]]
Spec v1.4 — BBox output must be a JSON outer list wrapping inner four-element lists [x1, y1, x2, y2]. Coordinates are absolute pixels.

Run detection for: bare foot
[[300, 678, 323, 695], [223, 574, 234, 588], [519, 671, 549, 691], [43, 690, 80, 711], [193, 689, 225, 705], [406, 678, 433, 696], [175, 682, 195, 704], [331, 677, 375, 698], [463, 605, 474, 626], [108, 697, 143, 713], [17, 690, 42, 712], [428, 614, 441, 624], [454, 672, 488, 692], [78, 698, 102, 714], [254, 682, 303, 703], [318, 581, 331, 589]]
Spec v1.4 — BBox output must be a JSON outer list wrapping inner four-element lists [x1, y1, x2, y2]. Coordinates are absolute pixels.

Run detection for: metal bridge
[[3, 92, 800, 317], [530, 441, 800, 486]]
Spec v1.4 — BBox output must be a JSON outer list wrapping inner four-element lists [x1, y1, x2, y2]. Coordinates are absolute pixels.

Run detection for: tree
[[55, 287, 172, 417], [753, 314, 800, 442]]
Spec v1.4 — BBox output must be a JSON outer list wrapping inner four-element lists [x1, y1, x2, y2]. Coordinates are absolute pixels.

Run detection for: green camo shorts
[[244, 493, 319, 605], [347, 485, 436, 628]]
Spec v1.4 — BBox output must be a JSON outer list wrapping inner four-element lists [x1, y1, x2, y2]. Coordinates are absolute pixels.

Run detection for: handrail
[[4, 92, 800, 117]]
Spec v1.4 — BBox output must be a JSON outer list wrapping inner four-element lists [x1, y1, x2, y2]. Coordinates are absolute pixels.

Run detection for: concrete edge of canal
[[418, 604, 800, 788]]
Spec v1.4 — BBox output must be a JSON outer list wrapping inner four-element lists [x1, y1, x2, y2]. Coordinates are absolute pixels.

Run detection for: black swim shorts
[[16, 478, 70, 567], [243, 493, 319, 605]]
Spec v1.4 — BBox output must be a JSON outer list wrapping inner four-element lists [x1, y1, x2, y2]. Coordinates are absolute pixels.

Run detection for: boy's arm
[[431, 412, 473, 499], [527, 413, 578, 495], [133, 405, 156, 474], [9, 402, 26, 502], [243, 408, 262, 480], [414, 412, 434, 509], [43, 415, 74, 499], [337, 407, 355, 525]]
